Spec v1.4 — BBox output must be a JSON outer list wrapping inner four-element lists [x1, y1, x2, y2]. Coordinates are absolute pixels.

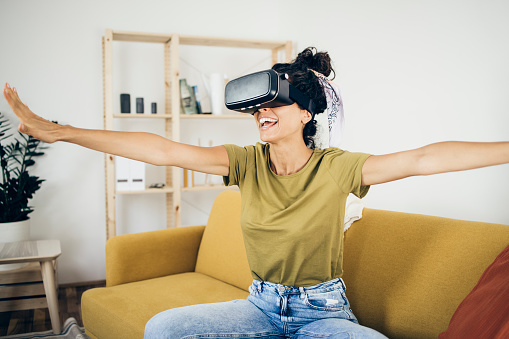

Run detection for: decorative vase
[[0, 219, 31, 271]]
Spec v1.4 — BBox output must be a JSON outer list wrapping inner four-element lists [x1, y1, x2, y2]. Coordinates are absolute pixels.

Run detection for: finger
[[18, 123, 28, 134], [11, 86, 23, 103], [3, 84, 20, 104], [3, 88, 17, 108], [3, 83, 10, 96], [3, 86, 27, 118], [3, 84, 14, 104], [3, 83, 15, 100]]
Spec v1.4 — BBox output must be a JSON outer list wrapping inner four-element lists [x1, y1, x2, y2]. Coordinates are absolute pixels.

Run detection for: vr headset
[[224, 69, 316, 115]]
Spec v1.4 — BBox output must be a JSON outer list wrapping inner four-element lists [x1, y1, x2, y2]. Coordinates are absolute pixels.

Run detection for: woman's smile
[[258, 116, 279, 131]]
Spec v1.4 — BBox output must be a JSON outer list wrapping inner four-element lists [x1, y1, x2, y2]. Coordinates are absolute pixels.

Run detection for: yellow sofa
[[82, 190, 509, 339]]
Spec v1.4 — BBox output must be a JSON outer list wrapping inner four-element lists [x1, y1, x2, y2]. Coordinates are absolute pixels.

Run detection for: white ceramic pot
[[0, 219, 31, 271]]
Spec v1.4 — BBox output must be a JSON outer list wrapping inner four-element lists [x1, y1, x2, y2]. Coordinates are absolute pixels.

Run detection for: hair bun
[[295, 47, 334, 78]]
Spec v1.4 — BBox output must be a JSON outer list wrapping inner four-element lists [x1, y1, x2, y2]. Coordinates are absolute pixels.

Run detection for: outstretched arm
[[2, 83, 229, 176], [361, 141, 509, 186]]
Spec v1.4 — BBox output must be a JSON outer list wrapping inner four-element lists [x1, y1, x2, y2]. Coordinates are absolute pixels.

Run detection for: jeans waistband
[[251, 278, 346, 295]]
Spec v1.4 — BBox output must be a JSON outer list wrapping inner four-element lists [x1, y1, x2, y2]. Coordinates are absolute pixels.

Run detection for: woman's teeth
[[259, 117, 278, 127]]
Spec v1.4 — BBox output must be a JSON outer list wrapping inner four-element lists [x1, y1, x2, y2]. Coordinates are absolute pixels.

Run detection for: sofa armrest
[[106, 225, 205, 287]]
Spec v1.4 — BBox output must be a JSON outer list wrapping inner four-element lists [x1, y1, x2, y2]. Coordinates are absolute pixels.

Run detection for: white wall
[[0, 0, 508, 284]]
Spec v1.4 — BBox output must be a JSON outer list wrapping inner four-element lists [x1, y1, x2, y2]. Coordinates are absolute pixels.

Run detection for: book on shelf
[[180, 79, 198, 115], [192, 85, 203, 114]]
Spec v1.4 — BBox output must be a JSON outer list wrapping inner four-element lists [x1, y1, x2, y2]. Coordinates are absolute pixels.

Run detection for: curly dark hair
[[272, 47, 334, 149]]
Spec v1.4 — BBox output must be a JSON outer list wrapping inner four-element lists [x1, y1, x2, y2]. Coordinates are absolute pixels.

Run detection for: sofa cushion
[[82, 272, 249, 339], [439, 244, 509, 339], [195, 191, 253, 291], [343, 208, 509, 339]]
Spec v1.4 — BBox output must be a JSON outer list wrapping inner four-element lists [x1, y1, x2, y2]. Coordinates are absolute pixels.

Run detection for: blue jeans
[[144, 278, 388, 338]]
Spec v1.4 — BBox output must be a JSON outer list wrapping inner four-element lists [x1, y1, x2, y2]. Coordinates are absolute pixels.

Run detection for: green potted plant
[[0, 111, 46, 261]]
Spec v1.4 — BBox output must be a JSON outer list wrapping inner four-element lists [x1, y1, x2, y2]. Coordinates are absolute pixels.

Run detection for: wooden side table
[[0, 240, 62, 334]]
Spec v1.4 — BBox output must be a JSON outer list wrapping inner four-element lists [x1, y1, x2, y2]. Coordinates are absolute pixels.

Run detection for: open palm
[[3, 83, 60, 143]]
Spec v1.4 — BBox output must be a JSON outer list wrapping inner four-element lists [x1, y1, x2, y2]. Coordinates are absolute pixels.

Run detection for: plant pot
[[0, 219, 31, 271]]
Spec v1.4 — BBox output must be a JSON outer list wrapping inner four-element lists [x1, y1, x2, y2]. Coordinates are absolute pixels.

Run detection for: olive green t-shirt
[[223, 142, 371, 287]]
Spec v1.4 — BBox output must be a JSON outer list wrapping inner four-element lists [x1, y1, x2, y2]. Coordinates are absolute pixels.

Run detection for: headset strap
[[289, 84, 317, 115]]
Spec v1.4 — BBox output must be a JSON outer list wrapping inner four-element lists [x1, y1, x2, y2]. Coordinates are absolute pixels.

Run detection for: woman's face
[[253, 104, 312, 145]]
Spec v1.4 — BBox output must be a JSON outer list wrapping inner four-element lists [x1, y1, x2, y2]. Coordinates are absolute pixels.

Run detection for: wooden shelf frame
[[103, 29, 292, 239], [111, 30, 290, 50]]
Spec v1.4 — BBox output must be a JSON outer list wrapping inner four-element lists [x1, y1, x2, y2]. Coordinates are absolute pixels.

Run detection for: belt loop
[[299, 286, 305, 299], [258, 281, 263, 292]]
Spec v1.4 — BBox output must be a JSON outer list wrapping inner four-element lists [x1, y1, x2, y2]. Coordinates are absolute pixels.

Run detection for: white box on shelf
[[130, 159, 146, 191], [115, 156, 130, 191], [115, 156, 146, 191]]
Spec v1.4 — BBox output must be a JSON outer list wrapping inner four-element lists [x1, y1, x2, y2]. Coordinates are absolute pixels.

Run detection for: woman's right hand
[[3, 83, 62, 143]]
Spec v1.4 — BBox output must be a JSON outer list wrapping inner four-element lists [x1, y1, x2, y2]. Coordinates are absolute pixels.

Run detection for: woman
[[3, 48, 508, 339]]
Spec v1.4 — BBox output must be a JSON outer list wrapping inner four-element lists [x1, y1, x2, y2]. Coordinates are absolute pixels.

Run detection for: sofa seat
[[83, 272, 249, 339]]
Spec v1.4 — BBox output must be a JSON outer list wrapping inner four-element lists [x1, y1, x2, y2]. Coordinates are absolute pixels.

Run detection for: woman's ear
[[301, 110, 313, 125]]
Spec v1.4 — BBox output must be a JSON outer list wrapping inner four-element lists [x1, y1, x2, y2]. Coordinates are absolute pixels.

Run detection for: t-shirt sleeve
[[327, 150, 372, 198], [222, 144, 251, 187]]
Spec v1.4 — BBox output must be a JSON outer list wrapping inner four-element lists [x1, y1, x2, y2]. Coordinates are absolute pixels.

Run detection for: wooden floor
[[0, 281, 105, 336]]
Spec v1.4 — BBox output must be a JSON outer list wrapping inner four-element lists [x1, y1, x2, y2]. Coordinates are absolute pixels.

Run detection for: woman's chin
[[259, 134, 274, 143]]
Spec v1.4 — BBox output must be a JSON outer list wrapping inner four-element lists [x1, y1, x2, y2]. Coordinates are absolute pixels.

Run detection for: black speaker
[[120, 94, 130, 113], [151, 102, 157, 114], [136, 98, 144, 113]]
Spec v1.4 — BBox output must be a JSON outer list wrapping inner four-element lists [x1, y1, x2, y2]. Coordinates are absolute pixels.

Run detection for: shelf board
[[115, 185, 238, 194], [180, 114, 252, 119], [114, 114, 172, 119], [115, 187, 174, 195], [182, 185, 238, 192], [112, 31, 172, 44], [113, 114, 252, 120], [180, 35, 288, 50], [110, 30, 288, 50]]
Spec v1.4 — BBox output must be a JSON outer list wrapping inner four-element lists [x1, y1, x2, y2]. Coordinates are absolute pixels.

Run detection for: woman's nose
[[259, 107, 269, 112]]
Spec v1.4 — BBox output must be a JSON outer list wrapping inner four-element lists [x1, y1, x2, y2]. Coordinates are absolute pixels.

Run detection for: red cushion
[[439, 244, 509, 339]]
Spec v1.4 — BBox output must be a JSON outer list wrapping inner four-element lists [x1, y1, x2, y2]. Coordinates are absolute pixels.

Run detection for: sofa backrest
[[194, 190, 253, 291], [343, 208, 509, 339]]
